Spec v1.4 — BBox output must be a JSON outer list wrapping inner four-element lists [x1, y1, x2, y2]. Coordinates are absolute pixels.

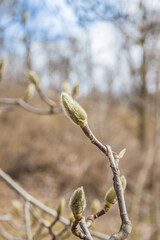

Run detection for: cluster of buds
[[61, 92, 128, 222], [63, 81, 80, 98], [26, 70, 40, 88]]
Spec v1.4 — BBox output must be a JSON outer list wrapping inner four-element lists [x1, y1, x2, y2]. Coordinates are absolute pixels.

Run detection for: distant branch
[[25, 201, 32, 240], [0, 224, 21, 240], [0, 168, 108, 240], [0, 98, 61, 115]]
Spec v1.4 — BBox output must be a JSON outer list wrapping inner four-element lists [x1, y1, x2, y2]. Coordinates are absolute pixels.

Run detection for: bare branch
[[25, 201, 32, 240], [0, 215, 26, 231], [0, 224, 21, 240], [0, 169, 118, 240], [0, 169, 69, 226], [80, 124, 132, 240], [36, 87, 56, 108], [0, 98, 61, 115], [79, 217, 93, 240]]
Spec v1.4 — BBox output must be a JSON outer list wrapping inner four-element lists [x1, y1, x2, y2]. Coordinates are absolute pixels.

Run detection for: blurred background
[[0, 0, 160, 239]]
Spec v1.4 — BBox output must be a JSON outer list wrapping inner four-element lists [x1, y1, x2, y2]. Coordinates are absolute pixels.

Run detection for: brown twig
[[48, 217, 59, 239], [33, 224, 44, 240], [81, 124, 132, 240], [57, 225, 70, 238], [71, 219, 88, 240]]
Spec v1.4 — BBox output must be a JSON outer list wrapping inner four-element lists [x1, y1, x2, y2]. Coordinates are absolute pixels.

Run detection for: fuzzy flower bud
[[119, 148, 126, 158], [12, 200, 23, 216], [0, 59, 4, 78], [72, 82, 80, 98], [25, 83, 35, 100], [105, 176, 127, 210], [22, 12, 30, 24], [61, 92, 87, 127], [27, 71, 39, 88], [69, 212, 74, 222], [63, 81, 70, 94], [56, 198, 65, 217], [91, 199, 101, 214], [69, 187, 86, 220]]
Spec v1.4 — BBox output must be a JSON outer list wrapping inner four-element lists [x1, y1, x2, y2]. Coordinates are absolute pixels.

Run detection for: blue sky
[[1, 0, 160, 94]]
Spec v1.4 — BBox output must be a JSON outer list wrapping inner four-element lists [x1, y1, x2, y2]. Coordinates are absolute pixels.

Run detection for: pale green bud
[[119, 148, 126, 158], [63, 81, 71, 94], [0, 59, 4, 77], [56, 198, 65, 217], [69, 212, 74, 222], [25, 83, 35, 100], [61, 92, 87, 127], [69, 187, 86, 219], [72, 82, 80, 98], [91, 199, 101, 214], [105, 176, 127, 208], [12, 200, 23, 216], [27, 71, 39, 88], [22, 12, 30, 24]]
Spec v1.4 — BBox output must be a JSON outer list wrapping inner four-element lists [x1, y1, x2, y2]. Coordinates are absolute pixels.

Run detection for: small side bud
[[91, 199, 101, 214], [12, 200, 23, 216], [56, 198, 65, 217], [104, 176, 127, 211], [72, 82, 80, 98], [69, 212, 74, 222], [0, 59, 4, 79], [63, 81, 71, 94], [22, 12, 30, 24], [25, 83, 35, 100], [119, 148, 126, 159], [61, 92, 87, 127], [69, 186, 86, 220], [27, 70, 39, 88]]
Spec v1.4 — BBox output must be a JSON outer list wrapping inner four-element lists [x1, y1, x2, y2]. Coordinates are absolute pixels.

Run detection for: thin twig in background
[[36, 87, 56, 108], [0, 97, 61, 115], [0, 224, 21, 240], [0, 169, 68, 225], [25, 201, 32, 240], [0, 69, 61, 115], [0, 215, 26, 231]]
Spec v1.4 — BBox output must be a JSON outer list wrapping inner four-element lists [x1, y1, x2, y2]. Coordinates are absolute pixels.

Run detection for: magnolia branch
[[0, 97, 61, 115], [61, 93, 132, 240], [0, 69, 60, 115], [82, 124, 132, 240], [0, 169, 110, 240]]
